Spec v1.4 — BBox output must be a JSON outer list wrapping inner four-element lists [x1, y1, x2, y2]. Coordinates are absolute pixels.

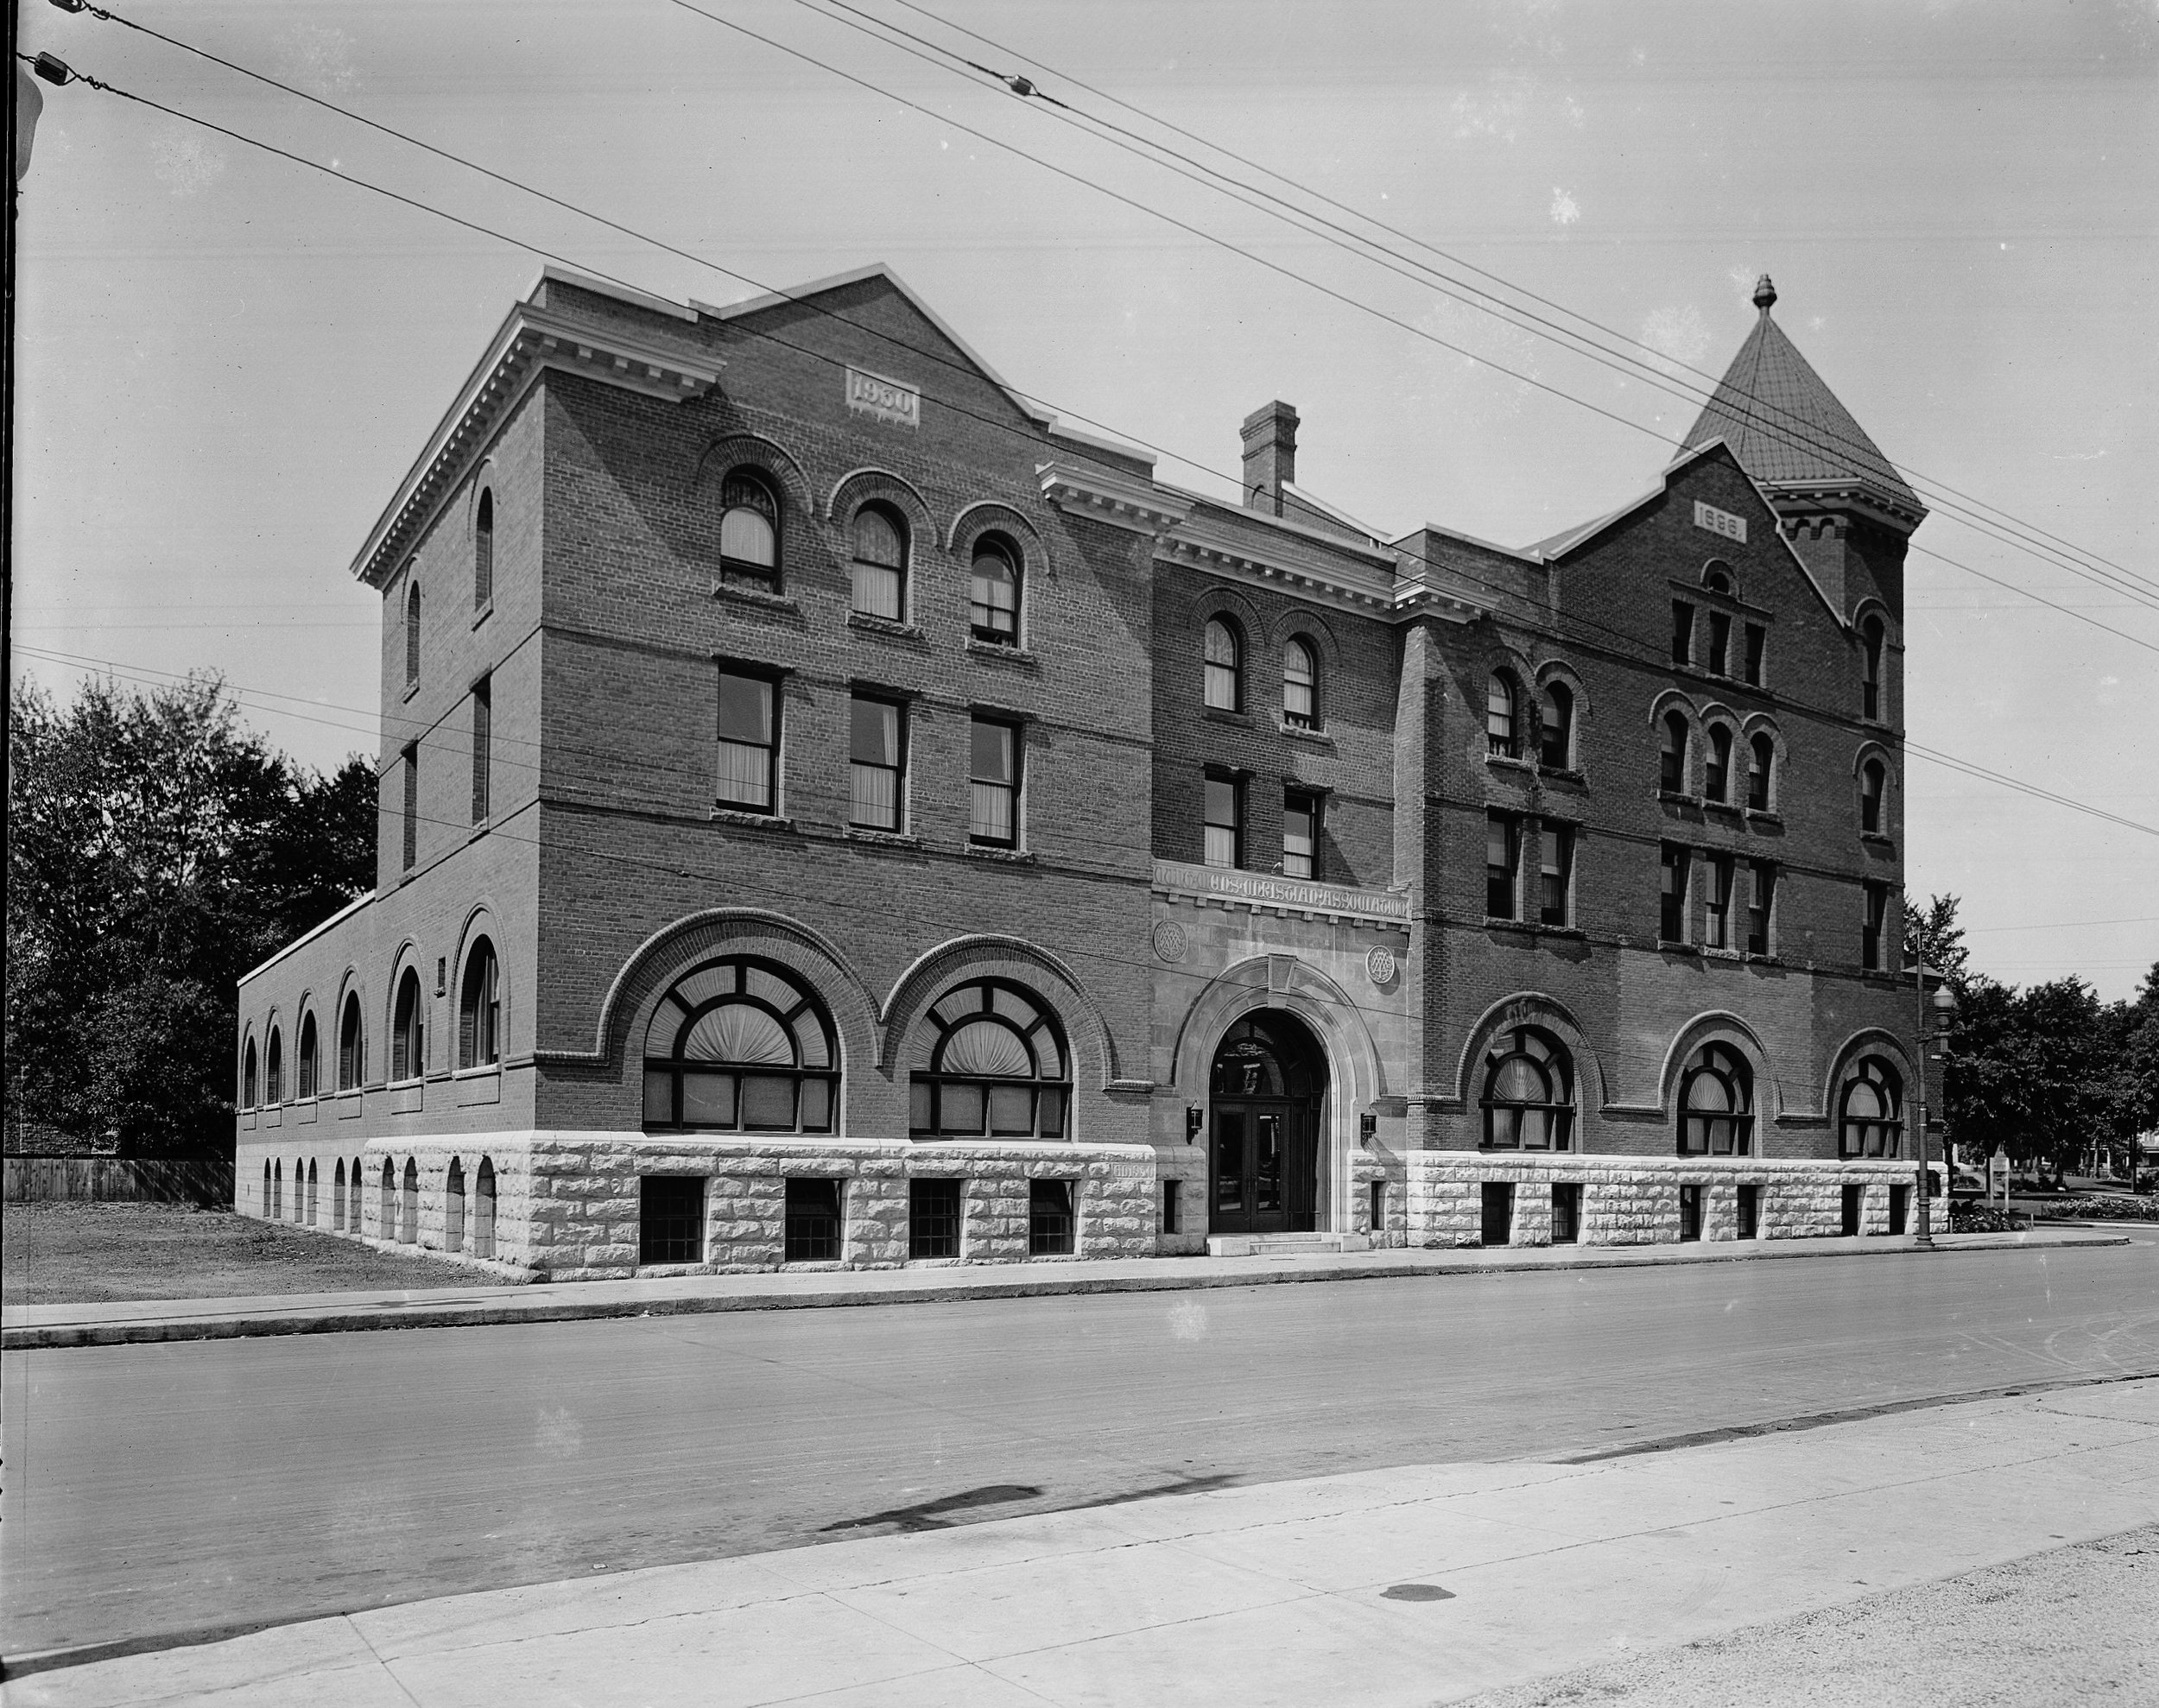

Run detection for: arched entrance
[[1208, 1012, 1326, 1235]]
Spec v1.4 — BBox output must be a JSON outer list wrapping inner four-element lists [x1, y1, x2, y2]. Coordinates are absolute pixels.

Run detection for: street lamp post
[[1914, 964, 1957, 1249]]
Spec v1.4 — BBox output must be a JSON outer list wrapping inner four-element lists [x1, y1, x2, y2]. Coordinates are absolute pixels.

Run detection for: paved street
[[5, 1239, 2156, 1666]]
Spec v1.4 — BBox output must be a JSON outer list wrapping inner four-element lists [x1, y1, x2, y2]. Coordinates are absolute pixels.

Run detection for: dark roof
[[1681, 279, 1925, 521]]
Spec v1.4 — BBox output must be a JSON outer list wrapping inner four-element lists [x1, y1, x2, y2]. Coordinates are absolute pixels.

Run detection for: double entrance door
[[1211, 1100, 1317, 1235]]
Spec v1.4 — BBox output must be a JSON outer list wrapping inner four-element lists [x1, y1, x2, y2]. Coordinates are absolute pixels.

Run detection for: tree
[[5, 674, 375, 1155], [1903, 892, 1970, 989]]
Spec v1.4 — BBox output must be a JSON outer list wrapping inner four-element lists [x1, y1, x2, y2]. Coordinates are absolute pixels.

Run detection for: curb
[[2, 1231, 2130, 1351]]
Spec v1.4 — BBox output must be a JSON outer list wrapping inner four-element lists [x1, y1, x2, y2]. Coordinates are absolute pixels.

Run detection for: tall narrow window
[[266, 1028, 284, 1103], [719, 471, 779, 584], [1708, 611, 1732, 676], [392, 967, 425, 1083], [968, 717, 1019, 848], [473, 488, 494, 610], [1678, 1042, 1754, 1155], [1704, 853, 1734, 949], [1861, 615, 1884, 719], [850, 504, 905, 621], [297, 1012, 318, 1099], [1660, 844, 1691, 943], [1485, 812, 1521, 920], [243, 1037, 258, 1109], [1860, 758, 1885, 834], [715, 668, 778, 813], [1744, 623, 1766, 686], [1863, 882, 1890, 971], [471, 676, 491, 824], [1671, 599, 1695, 666], [1705, 725, 1732, 803], [339, 992, 363, 1091], [1203, 618, 1242, 711], [1539, 680, 1573, 769], [1540, 820, 1573, 927], [1746, 860, 1775, 955], [849, 695, 904, 832], [1282, 637, 1317, 728], [970, 537, 1020, 644], [1282, 790, 1320, 880], [1204, 773, 1244, 870], [1486, 673, 1518, 758], [405, 580, 421, 687], [401, 743, 418, 871], [459, 938, 500, 1070], [1660, 711, 1689, 794], [1748, 732, 1775, 812]]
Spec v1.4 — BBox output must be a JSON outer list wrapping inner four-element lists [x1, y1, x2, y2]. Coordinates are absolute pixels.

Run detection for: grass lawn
[[2, 1200, 518, 1306]]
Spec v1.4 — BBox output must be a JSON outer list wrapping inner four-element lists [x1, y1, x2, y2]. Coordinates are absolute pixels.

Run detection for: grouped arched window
[[850, 503, 907, 621], [1705, 724, 1733, 804], [296, 1011, 319, 1100], [1660, 710, 1690, 794], [242, 1036, 259, 1109], [445, 1156, 466, 1253], [265, 1026, 284, 1104], [909, 979, 1070, 1140], [1860, 614, 1885, 720], [333, 1158, 346, 1231], [459, 938, 500, 1070], [1677, 1042, 1754, 1155], [719, 470, 781, 583], [1539, 680, 1574, 769], [339, 991, 364, 1091], [970, 535, 1021, 645], [473, 1156, 497, 1258], [404, 581, 421, 688], [1748, 732, 1776, 812], [1480, 1026, 1574, 1151], [392, 966, 426, 1083], [306, 1159, 319, 1224], [1860, 757, 1886, 835], [1839, 1057, 1903, 1158], [1282, 636, 1317, 728], [1203, 617, 1243, 712], [380, 1158, 396, 1236], [474, 487, 494, 610], [642, 956, 838, 1133], [1486, 672, 1519, 758], [400, 1157, 419, 1244]]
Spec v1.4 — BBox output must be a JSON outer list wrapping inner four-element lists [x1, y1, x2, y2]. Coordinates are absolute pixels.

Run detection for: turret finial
[[1752, 274, 1777, 313]]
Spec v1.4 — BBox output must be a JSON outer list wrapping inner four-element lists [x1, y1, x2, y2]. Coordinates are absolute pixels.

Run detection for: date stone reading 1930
[[845, 366, 921, 429]]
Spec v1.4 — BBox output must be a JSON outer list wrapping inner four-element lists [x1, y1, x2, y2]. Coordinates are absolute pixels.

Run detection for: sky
[[12, 0, 2158, 1001]]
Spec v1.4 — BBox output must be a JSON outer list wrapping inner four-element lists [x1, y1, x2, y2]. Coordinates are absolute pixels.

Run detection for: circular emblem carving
[[1152, 920, 1189, 965], [1365, 946, 1398, 986]]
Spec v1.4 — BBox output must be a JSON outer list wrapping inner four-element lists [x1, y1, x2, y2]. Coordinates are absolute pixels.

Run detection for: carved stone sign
[[1151, 920, 1189, 964], [1365, 946, 1397, 986], [1151, 858, 1411, 926], [1692, 500, 1747, 544], [845, 366, 920, 429]]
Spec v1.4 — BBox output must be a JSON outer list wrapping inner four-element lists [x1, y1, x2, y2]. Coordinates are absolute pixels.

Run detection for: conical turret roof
[[1682, 276, 1924, 523]]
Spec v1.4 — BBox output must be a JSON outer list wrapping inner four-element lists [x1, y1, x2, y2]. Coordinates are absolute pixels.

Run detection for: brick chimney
[[1240, 401, 1299, 516]]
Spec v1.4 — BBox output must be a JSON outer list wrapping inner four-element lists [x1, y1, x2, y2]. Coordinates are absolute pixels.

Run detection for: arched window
[[339, 992, 363, 1091], [1660, 711, 1690, 794], [1839, 1057, 1903, 1158], [1480, 1027, 1574, 1151], [351, 1154, 364, 1231], [719, 471, 780, 582], [909, 979, 1071, 1140], [1748, 732, 1776, 812], [380, 1158, 396, 1237], [1539, 680, 1573, 769], [272, 1160, 283, 1219], [296, 1011, 319, 1099], [400, 1157, 419, 1244], [642, 956, 839, 1134], [333, 1158, 346, 1231], [1703, 560, 1734, 595], [1678, 1042, 1754, 1155], [261, 1159, 270, 1215], [1282, 637, 1318, 728], [1706, 724, 1733, 804], [1203, 618, 1242, 711], [404, 581, 421, 687], [446, 1157, 466, 1252], [1861, 615, 1884, 720], [265, 1027, 284, 1104], [850, 504, 906, 621], [307, 1160, 319, 1225], [459, 938, 500, 1070], [474, 487, 494, 610], [969, 535, 1020, 645], [1860, 758, 1886, 835], [473, 1156, 497, 1258], [392, 967, 425, 1083], [242, 1037, 259, 1109], [1486, 673, 1518, 758]]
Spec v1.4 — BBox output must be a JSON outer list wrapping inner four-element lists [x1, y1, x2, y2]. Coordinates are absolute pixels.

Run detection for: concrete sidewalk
[[0, 1226, 2130, 1351], [8, 1375, 2154, 1705], [0, 1226, 2124, 1356]]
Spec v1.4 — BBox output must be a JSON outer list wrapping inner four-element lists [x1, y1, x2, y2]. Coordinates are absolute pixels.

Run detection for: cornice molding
[[352, 300, 724, 588], [1037, 460, 1191, 538]]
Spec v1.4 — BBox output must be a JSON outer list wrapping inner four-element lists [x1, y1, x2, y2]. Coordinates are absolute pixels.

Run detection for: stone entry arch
[[1207, 1011, 1326, 1235]]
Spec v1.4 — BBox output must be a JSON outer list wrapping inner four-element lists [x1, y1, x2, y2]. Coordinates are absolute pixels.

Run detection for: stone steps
[[1205, 1231, 1371, 1258]]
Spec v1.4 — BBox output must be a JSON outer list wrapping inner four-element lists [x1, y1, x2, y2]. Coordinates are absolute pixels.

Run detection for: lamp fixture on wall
[[1185, 1105, 1204, 1143]]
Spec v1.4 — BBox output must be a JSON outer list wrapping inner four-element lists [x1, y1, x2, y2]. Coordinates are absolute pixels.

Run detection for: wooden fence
[[3, 1156, 235, 1208]]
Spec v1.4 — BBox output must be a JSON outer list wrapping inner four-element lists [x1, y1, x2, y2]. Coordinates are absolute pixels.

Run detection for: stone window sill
[[1861, 832, 1897, 852], [471, 603, 493, 631], [1747, 810, 1783, 828], [712, 580, 798, 613], [402, 680, 419, 704], [1657, 789, 1698, 807], [1280, 720, 1333, 745], [966, 639, 1037, 667], [1538, 766, 1586, 786], [1657, 939, 1700, 955], [1201, 707, 1253, 729], [1703, 800, 1744, 819], [1484, 915, 1538, 935], [847, 611, 925, 644], [1485, 754, 1534, 775], [965, 843, 1035, 864], [842, 826, 921, 849], [711, 807, 795, 832]]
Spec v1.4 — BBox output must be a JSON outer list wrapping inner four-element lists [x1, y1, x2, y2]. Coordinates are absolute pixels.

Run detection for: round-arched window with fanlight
[[1839, 1056, 1902, 1158], [909, 979, 1070, 1139], [1481, 1026, 1574, 1150], [642, 957, 838, 1133], [1677, 1041, 1754, 1155]]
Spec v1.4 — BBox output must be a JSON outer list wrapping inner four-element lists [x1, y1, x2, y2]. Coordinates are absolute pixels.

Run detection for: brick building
[[235, 265, 1929, 1275]]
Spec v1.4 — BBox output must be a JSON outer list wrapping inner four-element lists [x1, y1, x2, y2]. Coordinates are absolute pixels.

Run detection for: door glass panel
[[1215, 1111, 1244, 1212], [1255, 1112, 1282, 1212]]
